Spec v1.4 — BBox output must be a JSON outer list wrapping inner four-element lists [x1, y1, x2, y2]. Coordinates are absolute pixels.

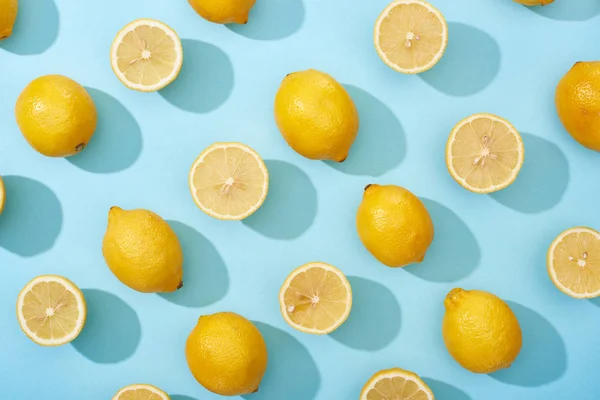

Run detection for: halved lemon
[[547, 227, 600, 299], [0, 175, 5, 215], [374, 0, 448, 74], [16, 275, 86, 346], [110, 19, 183, 92], [279, 262, 352, 335], [360, 368, 434, 400], [189, 142, 269, 221], [446, 113, 524, 194], [113, 384, 170, 400]]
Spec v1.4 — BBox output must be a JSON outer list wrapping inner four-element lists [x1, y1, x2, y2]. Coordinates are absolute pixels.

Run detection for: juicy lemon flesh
[[365, 377, 430, 400], [191, 145, 267, 219], [282, 265, 350, 333], [449, 116, 522, 193], [115, 387, 168, 400], [377, 1, 446, 73], [551, 230, 600, 297], [115, 24, 178, 88]]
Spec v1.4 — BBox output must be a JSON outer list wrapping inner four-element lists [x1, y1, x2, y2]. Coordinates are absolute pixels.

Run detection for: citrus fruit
[[547, 227, 600, 298], [356, 184, 434, 268], [360, 368, 434, 400], [16, 275, 87, 346], [15, 75, 97, 157], [0, 0, 17, 40], [112, 384, 170, 400], [446, 113, 524, 194], [188, 142, 269, 220], [443, 288, 522, 374], [279, 262, 352, 335], [0, 175, 5, 215], [188, 0, 256, 24], [514, 0, 554, 5], [274, 69, 359, 162], [374, 0, 448, 74], [110, 19, 183, 92], [556, 62, 600, 151], [102, 207, 183, 293], [186, 312, 268, 396]]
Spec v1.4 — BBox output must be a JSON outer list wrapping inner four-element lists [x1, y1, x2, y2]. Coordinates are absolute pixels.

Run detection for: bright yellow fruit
[[17, 275, 87, 346], [556, 62, 600, 151], [15, 75, 97, 157], [547, 227, 600, 299], [186, 312, 268, 396], [280, 262, 352, 335], [356, 184, 434, 268], [188, 0, 256, 24], [102, 207, 183, 293], [0, 176, 5, 215], [514, 0, 554, 5], [111, 19, 183, 92], [360, 368, 434, 400], [112, 384, 170, 400], [443, 288, 522, 374], [446, 113, 524, 194], [189, 142, 269, 220], [374, 0, 448, 74], [0, 0, 17, 40], [274, 69, 359, 162]]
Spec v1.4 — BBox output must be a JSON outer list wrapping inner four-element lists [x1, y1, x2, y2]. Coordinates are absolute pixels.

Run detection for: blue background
[[1, 0, 600, 399]]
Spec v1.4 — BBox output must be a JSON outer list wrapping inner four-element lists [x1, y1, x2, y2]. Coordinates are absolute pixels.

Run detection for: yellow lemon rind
[[359, 368, 434, 400], [112, 384, 170, 400], [0, 175, 5, 215], [110, 18, 183, 92], [279, 262, 352, 335], [446, 113, 525, 194]]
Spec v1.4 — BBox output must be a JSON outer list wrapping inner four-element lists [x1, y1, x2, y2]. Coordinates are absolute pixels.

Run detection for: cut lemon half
[[360, 368, 434, 400], [110, 19, 183, 92], [374, 0, 448, 74], [547, 227, 600, 299], [446, 113, 524, 194], [189, 142, 269, 221], [0, 175, 5, 215], [16, 275, 86, 346], [113, 384, 170, 400], [279, 262, 352, 335]]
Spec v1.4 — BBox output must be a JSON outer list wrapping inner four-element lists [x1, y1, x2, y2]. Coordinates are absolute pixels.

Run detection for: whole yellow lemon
[[186, 312, 268, 396], [15, 75, 97, 157], [0, 0, 17, 40], [274, 69, 359, 162], [556, 62, 600, 151], [356, 184, 434, 267], [443, 288, 522, 374], [513, 0, 554, 5], [188, 0, 255, 24], [102, 207, 183, 293]]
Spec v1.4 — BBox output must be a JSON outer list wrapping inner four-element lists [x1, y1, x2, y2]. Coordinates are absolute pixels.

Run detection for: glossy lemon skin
[[443, 288, 522, 374], [188, 0, 255, 24], [0, 0, 17, 40], [356, 184, 434, 267], [274, 69, 359, 162], [514, 0, 554, 5]]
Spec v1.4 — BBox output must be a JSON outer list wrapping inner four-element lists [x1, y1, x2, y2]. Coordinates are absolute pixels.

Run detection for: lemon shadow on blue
[[72, 289, 141, 364], [423, 378, 472, 400], [405, 199, 480, 282], [490, 301, 566, 386], [159, 39, 233, 113], [160, 221, 229, 307], [419, 23, 500, 97], [0, 176, 62, 257], [324, 85, 405, 177], [227, 0, 304, 40], [490, 133, 569, 214], [243, 160, 317, 240], [0, 0, 59, 55], [170, 396, 198, 400], [68, 88, 142, 173], [242, 322, 320, 400], [527, 0, 600, 21], [330, 277, 400, 351]]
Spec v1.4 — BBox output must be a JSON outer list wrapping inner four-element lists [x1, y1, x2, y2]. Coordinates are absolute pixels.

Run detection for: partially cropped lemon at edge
[[360, 368, 434, 400], [0, 176, 5, 215], [188, 0, 256, 24], [0, 0, 18, 40], [274, 69, 359, 162], [514, 0, 554, 5], [112, 384, 170, 400]]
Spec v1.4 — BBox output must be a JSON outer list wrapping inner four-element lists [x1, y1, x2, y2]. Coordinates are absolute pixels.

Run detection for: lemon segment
[[110, 19, 183, 92], [360, 368, 434, 400], [374, 0, 448, 74], [16, 275, 86, 346], [112, 384, 170, 400], [189, 142, 269, 220], [446, 113, 524, 194], [0, 175, 5, 215], [547, 227, 600, 299], [279, 262, 352, 335]]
